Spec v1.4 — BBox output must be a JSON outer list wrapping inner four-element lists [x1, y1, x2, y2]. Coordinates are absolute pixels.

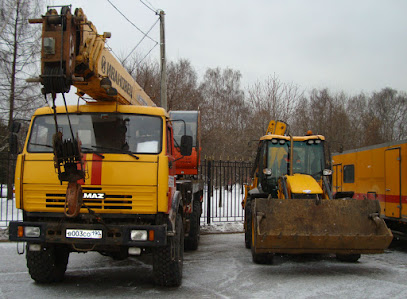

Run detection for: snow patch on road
[[201, 221, 243, 234]]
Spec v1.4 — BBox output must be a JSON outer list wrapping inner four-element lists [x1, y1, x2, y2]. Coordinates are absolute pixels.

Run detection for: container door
[[384, 148, 401, 218]]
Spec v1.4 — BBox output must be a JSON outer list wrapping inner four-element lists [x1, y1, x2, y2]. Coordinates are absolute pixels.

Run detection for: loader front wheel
[[244, 200, 252, 249], [26, 245, 70, 283], [336, 254, 361, 263]]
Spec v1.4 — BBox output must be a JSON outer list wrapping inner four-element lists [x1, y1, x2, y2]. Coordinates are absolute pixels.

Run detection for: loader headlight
[[130, 230, 148, 241], [24, 226, 41, 238]]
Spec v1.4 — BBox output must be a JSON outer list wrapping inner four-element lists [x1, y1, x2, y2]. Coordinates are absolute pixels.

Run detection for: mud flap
[[252, 198, 393, 254]]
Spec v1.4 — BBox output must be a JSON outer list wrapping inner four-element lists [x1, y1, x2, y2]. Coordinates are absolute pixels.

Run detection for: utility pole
[[158, 10, 167, 111]]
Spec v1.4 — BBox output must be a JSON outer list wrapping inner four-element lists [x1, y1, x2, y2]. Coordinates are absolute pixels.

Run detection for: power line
[[137, 43, 158, 67], [139, 0, 157, 14], [106, 0, 157, 44], [123, 17, 159, 63]]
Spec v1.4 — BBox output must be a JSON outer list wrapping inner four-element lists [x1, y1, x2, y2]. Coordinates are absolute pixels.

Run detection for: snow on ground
[[201, 221, 243, 234], [1, 234, 407, 298]]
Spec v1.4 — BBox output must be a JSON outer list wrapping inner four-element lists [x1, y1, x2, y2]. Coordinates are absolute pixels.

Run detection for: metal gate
[[0, 154, 21, 228], [200, 159, 253, 224]]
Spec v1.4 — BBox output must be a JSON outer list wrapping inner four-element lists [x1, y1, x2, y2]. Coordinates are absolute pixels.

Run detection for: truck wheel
[[251, 208, 273, 264], [153, 213, 184, 287], [185, 199, 201, 251], [336, 254, 361, 263], [244, 201, 252, 249], [26, 245, 70, 283]]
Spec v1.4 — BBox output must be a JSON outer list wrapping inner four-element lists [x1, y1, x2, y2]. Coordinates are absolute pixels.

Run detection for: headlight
[[130, 230, 148, 241], [24, 226, 41, 238]]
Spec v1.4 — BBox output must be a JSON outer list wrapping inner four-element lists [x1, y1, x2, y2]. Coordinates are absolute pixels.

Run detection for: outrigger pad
[[252, 198, 393, 254]]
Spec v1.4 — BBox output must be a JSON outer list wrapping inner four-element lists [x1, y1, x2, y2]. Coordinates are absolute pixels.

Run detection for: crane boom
[[32, 6, 155, 106]]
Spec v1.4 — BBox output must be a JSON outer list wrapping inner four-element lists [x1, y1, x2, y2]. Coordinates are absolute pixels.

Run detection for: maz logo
[[83, 193, 105, 199]]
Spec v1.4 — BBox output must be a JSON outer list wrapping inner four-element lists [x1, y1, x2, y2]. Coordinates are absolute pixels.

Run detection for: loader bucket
[[252, 198, 393, 254]]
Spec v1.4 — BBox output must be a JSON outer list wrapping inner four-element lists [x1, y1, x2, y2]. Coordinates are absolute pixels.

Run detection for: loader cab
[[256, 135, 326, 196]]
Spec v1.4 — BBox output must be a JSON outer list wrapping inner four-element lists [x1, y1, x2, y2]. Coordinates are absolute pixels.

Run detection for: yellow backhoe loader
[[243, 120, 393, 264]]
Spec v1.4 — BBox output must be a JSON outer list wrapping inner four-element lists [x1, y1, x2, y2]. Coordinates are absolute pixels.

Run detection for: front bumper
[[8, 221, 167, 247]]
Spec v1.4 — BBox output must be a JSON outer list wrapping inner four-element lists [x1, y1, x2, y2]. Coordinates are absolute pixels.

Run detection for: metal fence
[[200, 159, 253, 224], [0, 153, 21, 228], [0, 157, 253, 228]]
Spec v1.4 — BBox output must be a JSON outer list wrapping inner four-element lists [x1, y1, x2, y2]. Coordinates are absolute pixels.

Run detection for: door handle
[[386, 189, 391, 191]]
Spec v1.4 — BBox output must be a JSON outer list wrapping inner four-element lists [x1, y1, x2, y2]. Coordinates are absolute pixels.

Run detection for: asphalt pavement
[[0, 233, 406, 298]]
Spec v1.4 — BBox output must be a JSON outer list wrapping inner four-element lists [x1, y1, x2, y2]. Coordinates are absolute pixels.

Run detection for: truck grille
[[45, 193, 133, 210], [24, 185, 157, 213]]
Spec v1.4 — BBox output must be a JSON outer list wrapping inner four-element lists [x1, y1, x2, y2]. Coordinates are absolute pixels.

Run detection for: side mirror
[[263, 168, 272, 176], [323, 169, 333, 176], [180, 135, 193, 156], [9, 134, 18, 154]]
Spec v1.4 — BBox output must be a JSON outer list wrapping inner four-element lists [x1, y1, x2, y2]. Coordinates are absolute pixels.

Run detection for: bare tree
[[366, 88, 407, 143], [247, 74, 303, 138], [199, 67, 247, 159], [0, 0, 43, 197], [291, 89, 352, 153], [167, 59, 202, 111]]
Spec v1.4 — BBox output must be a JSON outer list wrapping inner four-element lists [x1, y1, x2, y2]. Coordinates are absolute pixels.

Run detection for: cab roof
[[33, 103, 168, 118], [259, 134, 325, 141]]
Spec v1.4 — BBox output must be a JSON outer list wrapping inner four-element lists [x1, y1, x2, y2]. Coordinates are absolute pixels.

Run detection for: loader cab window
[[27, 113, 163, 154], [258, 139, 289, 194], [291, 139, 325, 179]]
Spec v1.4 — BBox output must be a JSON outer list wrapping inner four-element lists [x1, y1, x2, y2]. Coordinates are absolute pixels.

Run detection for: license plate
[[66, 229, 103, 239]]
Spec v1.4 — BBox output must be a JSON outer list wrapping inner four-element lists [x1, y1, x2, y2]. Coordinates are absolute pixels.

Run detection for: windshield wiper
[[30, 143, 105, 159], [29, 142, 53, 149], [81, 147, 105, 159], [90, 145, 139, 160]]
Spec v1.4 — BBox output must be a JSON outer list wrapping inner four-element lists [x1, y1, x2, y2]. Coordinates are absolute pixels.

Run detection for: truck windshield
[[27, 113, 163, 154]]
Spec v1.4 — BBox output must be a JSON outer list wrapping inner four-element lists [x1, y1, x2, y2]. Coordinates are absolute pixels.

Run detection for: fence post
[[206, 159, 212, 225]]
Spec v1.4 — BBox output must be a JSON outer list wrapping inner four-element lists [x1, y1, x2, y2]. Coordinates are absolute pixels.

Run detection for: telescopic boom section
[[31, 6, 155, 106]]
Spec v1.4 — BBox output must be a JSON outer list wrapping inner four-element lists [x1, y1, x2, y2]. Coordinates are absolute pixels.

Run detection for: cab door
[[384, 148, 401, 218]]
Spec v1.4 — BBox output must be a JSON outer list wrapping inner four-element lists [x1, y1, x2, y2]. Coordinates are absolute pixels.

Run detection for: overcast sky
[[47, 0, 407, 96]]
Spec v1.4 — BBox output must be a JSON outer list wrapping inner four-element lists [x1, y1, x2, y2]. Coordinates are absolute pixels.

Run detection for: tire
[[26, 245, 70, 283], [336, 254, 361, 263], [251, 206, 273, 264], [244, 200, 252, 249], [153, 213, 184, 287], [185, 199, 201, 251]]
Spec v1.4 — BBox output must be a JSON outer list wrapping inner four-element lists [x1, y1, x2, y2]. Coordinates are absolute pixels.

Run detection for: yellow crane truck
[[332, 140, 407, 240], [8, 6, 202, 287], [243, 121, 393, 264]]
